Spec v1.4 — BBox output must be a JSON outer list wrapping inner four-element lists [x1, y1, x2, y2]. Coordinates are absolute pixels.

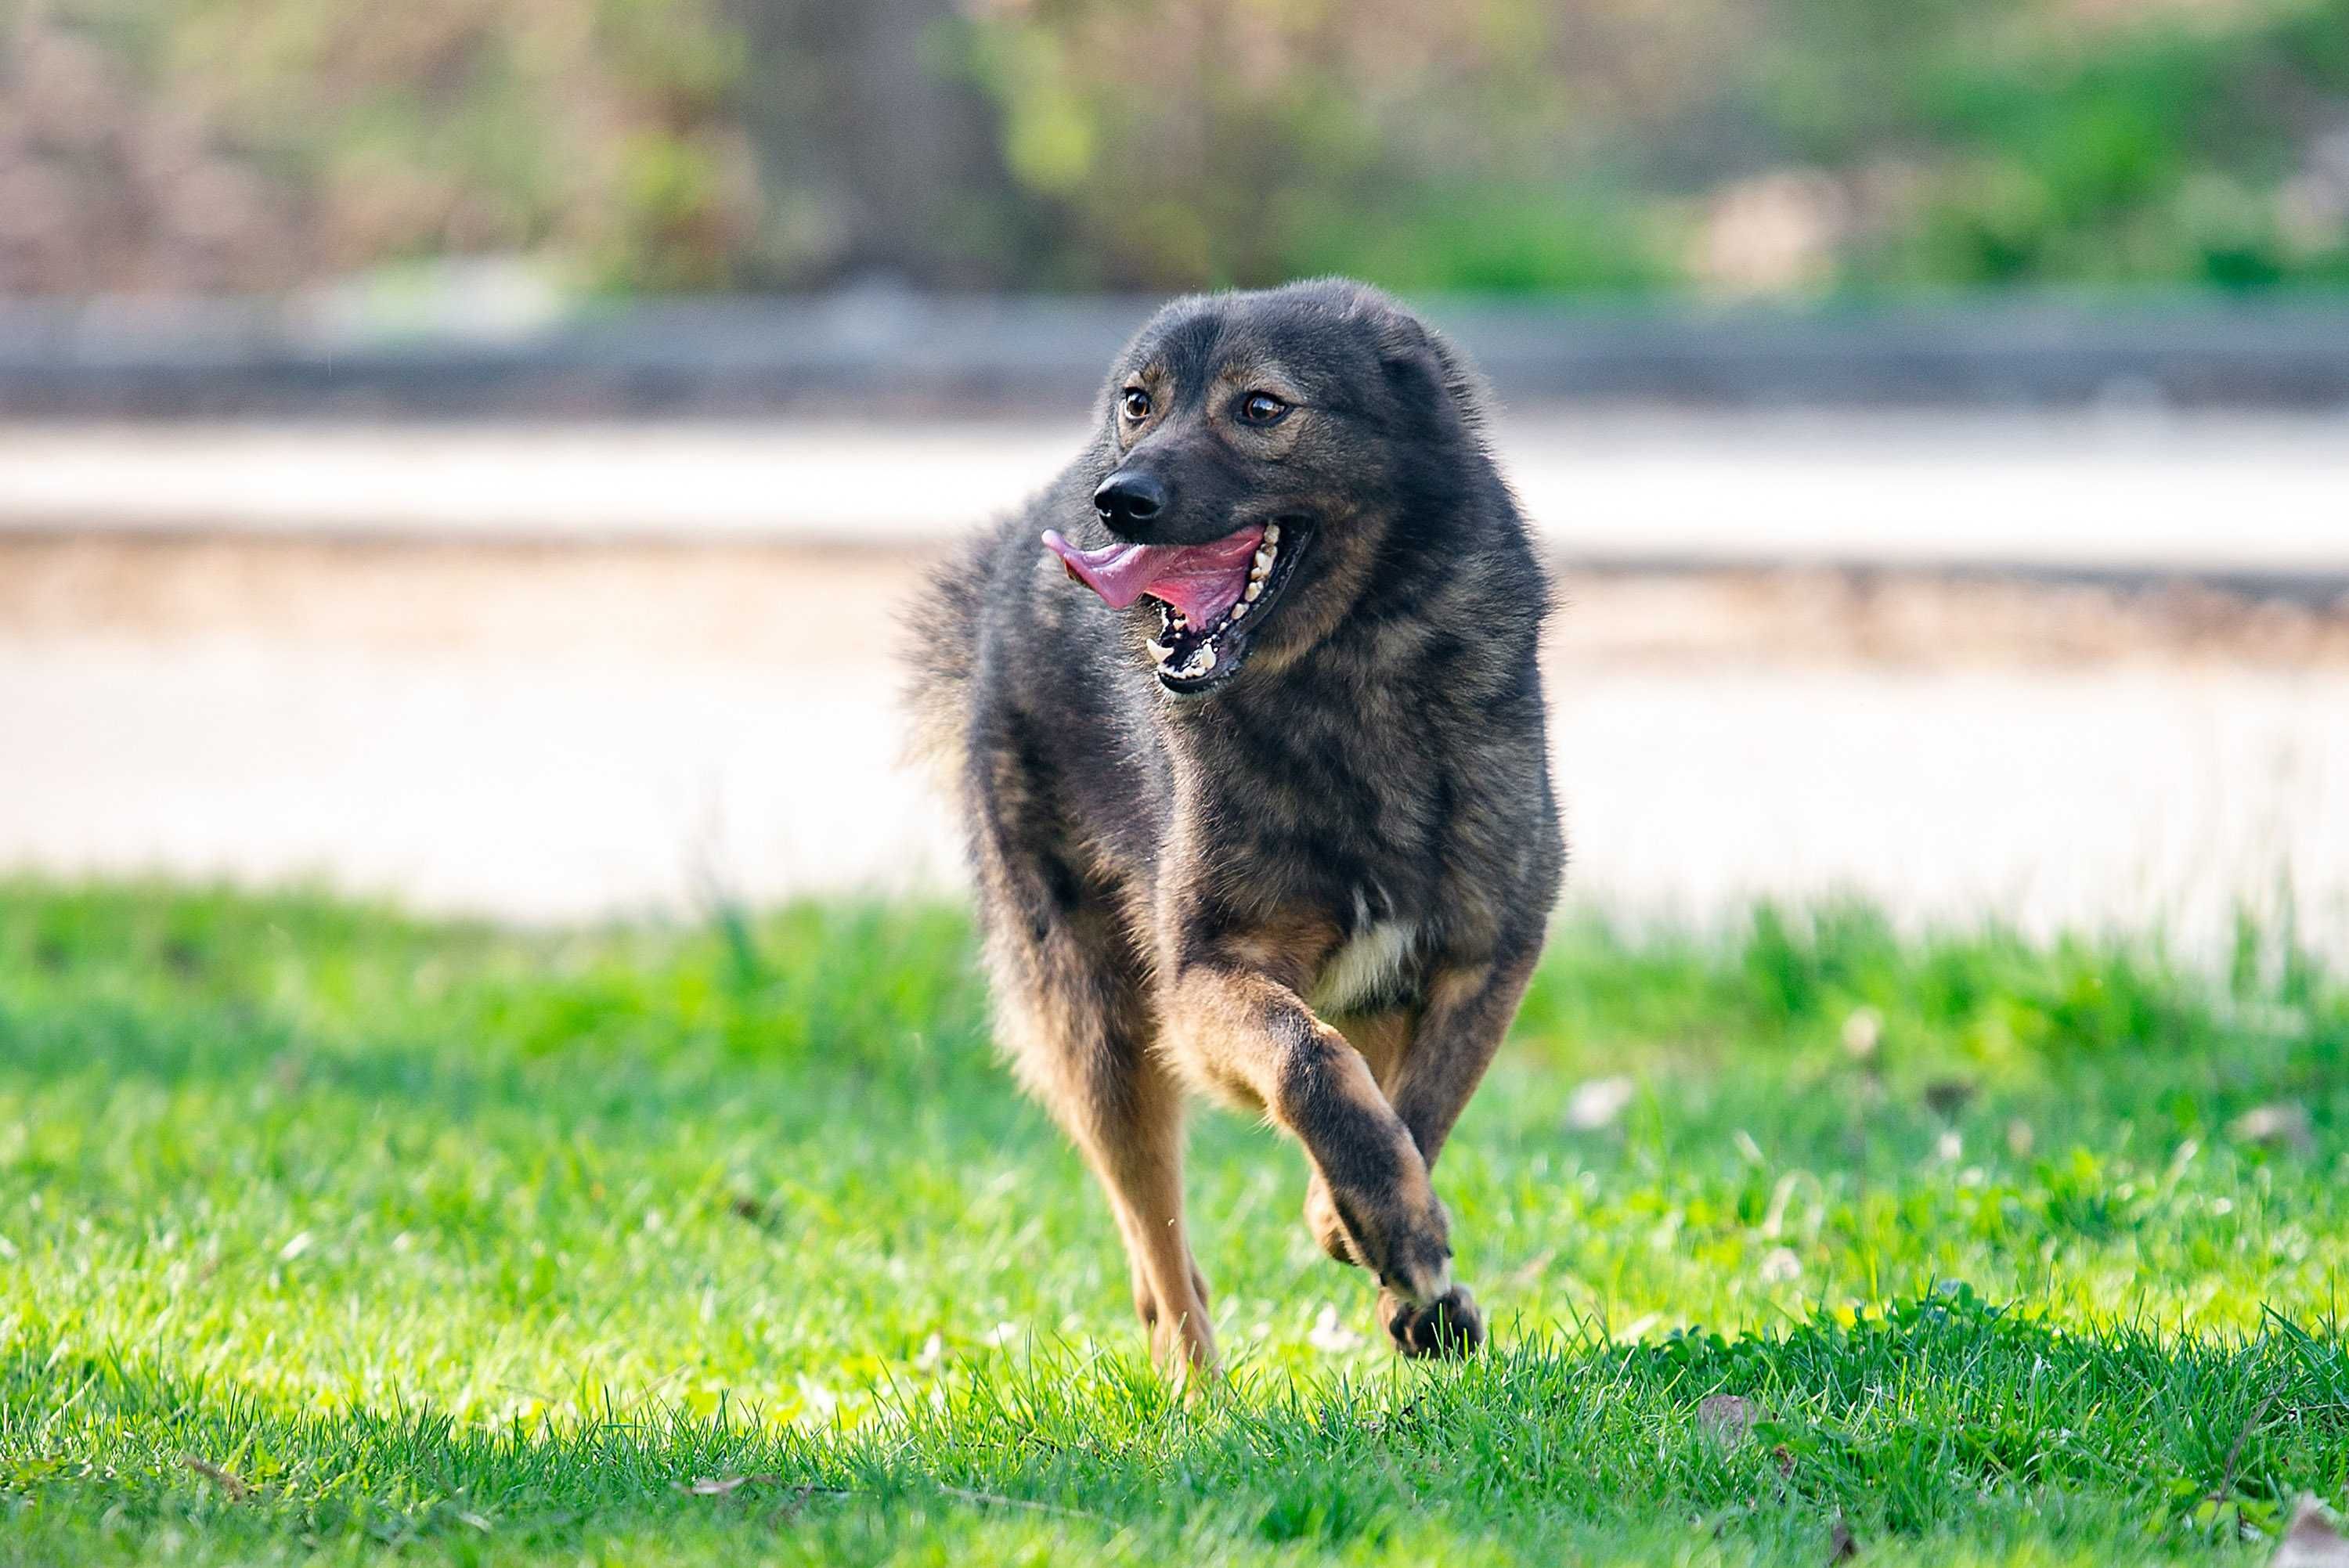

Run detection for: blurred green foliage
[[7, 0, 2349, 294]]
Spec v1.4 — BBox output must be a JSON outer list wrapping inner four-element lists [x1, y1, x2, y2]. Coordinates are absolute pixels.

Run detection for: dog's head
[[1043, 279, 1485, 695]]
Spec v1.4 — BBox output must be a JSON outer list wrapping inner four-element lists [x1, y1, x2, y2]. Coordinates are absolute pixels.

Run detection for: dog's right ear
[[1376, 312, 1489, 442]]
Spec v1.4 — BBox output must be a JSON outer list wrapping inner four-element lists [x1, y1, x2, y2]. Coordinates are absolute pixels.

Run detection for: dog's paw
[[1303, 1175, 1361, 1265], [1380, 1285, 1484, 1359]]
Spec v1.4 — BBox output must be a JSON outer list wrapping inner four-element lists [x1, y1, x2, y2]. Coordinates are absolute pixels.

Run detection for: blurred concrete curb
[[8, 290, 2349, 416]]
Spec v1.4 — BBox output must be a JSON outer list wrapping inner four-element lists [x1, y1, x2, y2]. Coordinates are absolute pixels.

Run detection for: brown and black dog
[[906, 279, 1562, 1374]]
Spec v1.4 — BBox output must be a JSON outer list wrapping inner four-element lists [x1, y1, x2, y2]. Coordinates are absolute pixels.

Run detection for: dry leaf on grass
[[940, 1485, 1110, 1523], [1566, 1076, 1636, 1130], [682, 1474, 851, 1522], [1696, 1393, 1757, 1450], [2272, 1498, 2349, 1567], [2229, 1103, 2315, 1155], [1840, 1007, 1882, 1059], [683, 1473, 782, 1497], [181, 1454, 248, 1501], [1307, 1303, 1366, 1354], [1921, 1079, 1976, 1119], [727, 1193, 782, 1229]]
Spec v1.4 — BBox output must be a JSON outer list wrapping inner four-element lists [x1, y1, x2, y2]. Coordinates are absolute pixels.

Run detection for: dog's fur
[[905, 279, 1563, 1371]]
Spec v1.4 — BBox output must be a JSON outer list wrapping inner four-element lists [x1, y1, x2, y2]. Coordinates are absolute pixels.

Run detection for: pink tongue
[[1041, 525, 1264, 626]]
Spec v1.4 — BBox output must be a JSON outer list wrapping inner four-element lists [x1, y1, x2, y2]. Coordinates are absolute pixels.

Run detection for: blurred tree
[[950, 0, 1715, 290], [1, 0, 760, 290], [2, 0, 2345, 295], [724, 0, 1034, 287]]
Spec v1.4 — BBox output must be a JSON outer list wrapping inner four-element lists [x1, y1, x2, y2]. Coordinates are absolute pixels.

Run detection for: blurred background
[[3, 0, 2347, 953]]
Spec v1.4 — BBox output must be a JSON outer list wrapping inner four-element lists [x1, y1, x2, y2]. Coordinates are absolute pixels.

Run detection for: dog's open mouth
[[1041, 519, 1303, 692]]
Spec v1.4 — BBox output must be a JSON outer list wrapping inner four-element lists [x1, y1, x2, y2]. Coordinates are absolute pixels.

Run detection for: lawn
[[2, 883, 2345, 1565]]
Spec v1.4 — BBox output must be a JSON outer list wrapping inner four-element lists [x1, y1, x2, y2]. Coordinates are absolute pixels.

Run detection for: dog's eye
[[1120, 387, 1151, 421], [1239, 391, 1289, 425]]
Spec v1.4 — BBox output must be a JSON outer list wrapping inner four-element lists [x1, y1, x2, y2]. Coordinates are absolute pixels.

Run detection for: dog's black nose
[[1093, 470, 1167, 530]]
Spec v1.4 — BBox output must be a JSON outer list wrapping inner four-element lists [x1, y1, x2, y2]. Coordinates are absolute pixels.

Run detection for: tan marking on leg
[[1160, 964, 1453, 1307], [993, 944, 1215, 1376], [1386, 953, 1535, 1169], [1333, 1005, 1420, 1092]]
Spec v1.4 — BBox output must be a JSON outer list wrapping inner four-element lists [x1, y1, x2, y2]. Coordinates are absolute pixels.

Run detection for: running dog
[[906, 278, 1563, 1372]]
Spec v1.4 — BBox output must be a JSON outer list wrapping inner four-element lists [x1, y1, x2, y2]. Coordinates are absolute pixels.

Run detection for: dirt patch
[[5, 535, 2347, 672], [1558, 568, 2349, 669]]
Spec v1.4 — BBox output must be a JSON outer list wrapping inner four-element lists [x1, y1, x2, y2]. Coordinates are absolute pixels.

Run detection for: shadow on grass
[[8, 1292, 2346, 1564]]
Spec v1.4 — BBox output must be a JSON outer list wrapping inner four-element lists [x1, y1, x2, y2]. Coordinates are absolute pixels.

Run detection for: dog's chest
[[1308, 917, 1420, 1015], [1194, 684, 1454, 1015]]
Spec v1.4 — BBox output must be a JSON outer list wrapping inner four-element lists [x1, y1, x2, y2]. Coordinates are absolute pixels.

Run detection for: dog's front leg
[[1162, 961, 1477, 1352], [1338, 951, 1542, 1353], [1384, 952, 1542, 1172]]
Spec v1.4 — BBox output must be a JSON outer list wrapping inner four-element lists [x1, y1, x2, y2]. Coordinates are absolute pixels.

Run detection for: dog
[[905, 279, 1562, 1372]]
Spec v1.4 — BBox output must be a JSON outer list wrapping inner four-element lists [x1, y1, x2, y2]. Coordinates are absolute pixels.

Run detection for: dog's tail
[[896, 528, 991, 798]]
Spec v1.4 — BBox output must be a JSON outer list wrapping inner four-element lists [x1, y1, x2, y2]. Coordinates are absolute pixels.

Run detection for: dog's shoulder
[[901, 475, 1168, 852]]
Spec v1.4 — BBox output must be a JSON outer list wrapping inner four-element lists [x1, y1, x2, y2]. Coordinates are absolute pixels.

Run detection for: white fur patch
[[1308, 920, 1417, 1015]]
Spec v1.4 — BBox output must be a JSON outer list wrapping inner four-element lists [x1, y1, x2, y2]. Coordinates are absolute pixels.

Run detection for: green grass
[[2, 883, 2347, 1565]]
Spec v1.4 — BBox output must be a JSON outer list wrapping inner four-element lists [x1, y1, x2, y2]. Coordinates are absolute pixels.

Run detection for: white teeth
[[1146, 639, 1172, 664], [1194, 645, 1216, 673], [1263, 523, 1281, 545], [1229, 600, 1247, 619], [1243, 581, 1261, 600], [1253, 548, 1274, 573]]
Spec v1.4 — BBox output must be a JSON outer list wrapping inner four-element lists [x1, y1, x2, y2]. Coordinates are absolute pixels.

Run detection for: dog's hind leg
[[965, 730, 1215, 1374], [987, 928, 1215, 1376], [1383, 953, 1540, 1173], [1077, 1057, 1214, 1376], [1362, 951, 1542, 1355]]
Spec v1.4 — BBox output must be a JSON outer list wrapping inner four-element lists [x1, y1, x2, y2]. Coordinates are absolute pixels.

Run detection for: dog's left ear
[[1377, 312, 1489, 442]]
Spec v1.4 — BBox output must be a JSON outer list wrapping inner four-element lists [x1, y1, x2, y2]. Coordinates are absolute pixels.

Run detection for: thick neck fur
[[1137, 469, 1548, 932]]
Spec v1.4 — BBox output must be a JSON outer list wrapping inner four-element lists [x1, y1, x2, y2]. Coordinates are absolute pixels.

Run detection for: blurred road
[[5, 411, 2349, 579], [5, 528, 2346, 956]]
